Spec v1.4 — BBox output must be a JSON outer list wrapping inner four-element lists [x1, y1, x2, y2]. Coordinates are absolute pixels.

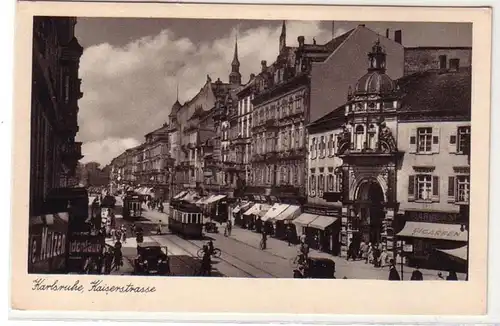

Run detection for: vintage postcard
[[11, 1, 491, 316]]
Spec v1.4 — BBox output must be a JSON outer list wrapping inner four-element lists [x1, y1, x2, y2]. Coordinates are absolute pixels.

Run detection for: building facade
[[30, 16, 84, 216], [307, 40, 471, 264], [403, 46, 472, 76]]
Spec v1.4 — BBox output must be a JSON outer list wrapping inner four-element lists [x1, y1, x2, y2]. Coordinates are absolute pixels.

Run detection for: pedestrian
[[410, 266, 424, 280], [113, 240, 123, 271], [227, 218, 232, 236], [379, 248, 389, 267], [121, 225, 127, 243], [157, 220, 162, 235], [366, 242, 373, 264], [300, 233, 306, 245], [286, 225, 292, 246], [104, 247, 114, 274], [359, 240, 367, 260], [261, 230, 267, 250], [372, 244, 381, 267], [347, 241, 355, 261], [446, 270, 458, 281], [388, 259, 401, 281]]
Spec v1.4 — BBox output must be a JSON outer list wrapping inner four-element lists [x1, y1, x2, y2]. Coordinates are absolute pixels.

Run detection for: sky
[[74, 18, 472, 166]]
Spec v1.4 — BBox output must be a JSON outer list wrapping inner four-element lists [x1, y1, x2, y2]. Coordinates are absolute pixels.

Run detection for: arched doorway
[[356, 179, 385, 244]]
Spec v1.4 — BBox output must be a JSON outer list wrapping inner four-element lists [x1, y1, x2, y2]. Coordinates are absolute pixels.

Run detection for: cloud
[[80, 137, 141, 165], [77, 21, 336, 166]]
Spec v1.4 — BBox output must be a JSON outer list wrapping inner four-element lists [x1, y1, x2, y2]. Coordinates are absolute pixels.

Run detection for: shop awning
[[397, 222, 468, 242], [256, 204, 272, 217], [261, 203, 290, 222], [307, 215, 338, 230], [173, 191, 187, 199], [292, 213, 319, 228], [205, 194, 227, 204], [243, 204, 260, 216], [232, 201, 250, 214], [274, 205, 301, 221], [436, 246, 468, 261]]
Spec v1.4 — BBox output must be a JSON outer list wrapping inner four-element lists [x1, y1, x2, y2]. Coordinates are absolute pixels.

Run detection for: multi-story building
[[249, 22, 401, 204], [230, 74, 257, 190], [109, 151, 128, 194], [30, 16, 84, 216], [306, 40, 471, 268], [403, 46, 472, 76]]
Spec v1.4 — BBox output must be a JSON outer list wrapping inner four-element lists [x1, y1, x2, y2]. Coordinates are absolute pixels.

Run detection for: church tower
[[229, 35, 242, 85], [279, 20, 286, 54]]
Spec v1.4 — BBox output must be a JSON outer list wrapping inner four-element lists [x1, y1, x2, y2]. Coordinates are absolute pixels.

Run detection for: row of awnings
[[241, 203, 304, 224], [172, 191, 227, 205]]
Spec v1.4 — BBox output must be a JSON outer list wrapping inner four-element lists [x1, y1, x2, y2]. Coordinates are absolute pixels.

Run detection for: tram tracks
[[158, 234, 277, 278], [171, 235, 279, 278]]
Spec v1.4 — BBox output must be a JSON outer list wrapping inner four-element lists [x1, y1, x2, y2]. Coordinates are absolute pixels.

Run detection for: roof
[[308, 105, 345, 130], [397, 68, 471, 118], [324, 29, 355, 53]]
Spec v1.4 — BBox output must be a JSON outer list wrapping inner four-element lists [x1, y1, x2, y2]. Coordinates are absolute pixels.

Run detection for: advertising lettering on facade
[[405, 210, 458, 224], [411, 228, 461, 239], [303, 205, 341, 217]]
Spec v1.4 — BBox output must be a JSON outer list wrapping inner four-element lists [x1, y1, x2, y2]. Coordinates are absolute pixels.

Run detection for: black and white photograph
[[27, 15, 476, 281]]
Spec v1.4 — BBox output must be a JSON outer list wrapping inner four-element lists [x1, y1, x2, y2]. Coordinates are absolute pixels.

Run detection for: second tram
[[169, 199, 203, 238]]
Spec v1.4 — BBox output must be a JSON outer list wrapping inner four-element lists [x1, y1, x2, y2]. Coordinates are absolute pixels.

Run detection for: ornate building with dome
[[306, 40, 471, 266]]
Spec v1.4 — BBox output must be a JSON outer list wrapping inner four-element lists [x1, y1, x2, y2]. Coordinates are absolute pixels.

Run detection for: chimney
[[261, 60, 267, 72], [297, 36, 305, 47], [385, 28, 390, 38], [449, 58, 460, 71], [394, 30, 402, 44]]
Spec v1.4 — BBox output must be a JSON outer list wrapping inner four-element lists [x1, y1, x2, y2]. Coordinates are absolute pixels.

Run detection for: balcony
[[277, 147, 306, 160]]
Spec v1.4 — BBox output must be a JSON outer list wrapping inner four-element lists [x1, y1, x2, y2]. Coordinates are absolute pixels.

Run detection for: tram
[[123, 192, 143, 220], [169, 199, 203, 238]]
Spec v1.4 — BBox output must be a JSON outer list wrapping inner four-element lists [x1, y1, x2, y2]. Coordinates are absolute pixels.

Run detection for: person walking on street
[[260, 230, 267, 250], [286, 225, 293, 246], [113, 240, 123, 272], [347, 241, 356, 261], [410, 266, 424, 280], [121, 225, 127, 243], [359, 240, 367, 261], [200, 245, 212, 276], [366, 242, 373, 264], [227, 218, 232, 236], [388, 259, 401, 280], [157, 220, 163, 235], [104, 247, 114, 274]]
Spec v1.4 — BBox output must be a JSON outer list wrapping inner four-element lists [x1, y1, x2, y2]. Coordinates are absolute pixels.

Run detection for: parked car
[[134, 242, 169, 275]]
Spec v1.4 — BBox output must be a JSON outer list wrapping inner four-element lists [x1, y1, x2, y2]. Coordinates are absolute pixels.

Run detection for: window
[[457, 126, 471, 154], [318, 174, 325, 197], [319, 136, 326, 158], [266, 166, 272, 184], [281, 166, 288, 184], [298, 124, 304, 147], [367, 124, 377, 150], [439, 55, 447, 69], [409, 175, 440, 202], [417, 127, 433, 153], [310, 137, 317, 159], [355, 125, 364, 150], [328, 134, 334, 156], [456, 175, 470, 203], [327, 174, 334, 191], [293, 165, 299, 185], [309, 174, 316, 196]]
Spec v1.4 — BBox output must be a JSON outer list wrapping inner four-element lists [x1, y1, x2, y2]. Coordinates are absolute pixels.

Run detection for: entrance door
[[357, 180, 385, 245]]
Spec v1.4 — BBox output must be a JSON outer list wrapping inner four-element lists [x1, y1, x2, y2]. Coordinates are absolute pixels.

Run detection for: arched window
[[309, 174, 316, 196], [355, 125, 365, 150], [327, 174, 334, 191], [318, 174, 325, 197]]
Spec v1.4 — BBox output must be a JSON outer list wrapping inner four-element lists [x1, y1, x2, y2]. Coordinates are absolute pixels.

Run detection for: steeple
[[367, 39, 387, 73], [229, 34, 241, 85], [279, 20, 286, 53]]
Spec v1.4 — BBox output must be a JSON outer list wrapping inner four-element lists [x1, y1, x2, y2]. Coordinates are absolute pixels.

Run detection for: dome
[[354, 71, 396, 95]]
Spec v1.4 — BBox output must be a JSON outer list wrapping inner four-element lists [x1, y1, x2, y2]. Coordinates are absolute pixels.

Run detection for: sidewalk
[[103, 239, 135, 275], [225, 225, 466, 280]]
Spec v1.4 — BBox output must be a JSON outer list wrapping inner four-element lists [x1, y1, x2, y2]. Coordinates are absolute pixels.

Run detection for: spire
[[229, 33, 241, 85], [231, 34, 240, 67], [176, 82, 179, 102], [279, 20, 286, 53]]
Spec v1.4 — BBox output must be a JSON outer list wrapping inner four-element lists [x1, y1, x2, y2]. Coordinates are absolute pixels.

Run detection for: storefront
[[302, 206, 341, 255], [242, 203, 271, 231], [396, 220, 468, 272], [28, 213, 69, 274], [273, 204, 301, 241], [232, 201, 252, 226], [261, 203, 290, 236]]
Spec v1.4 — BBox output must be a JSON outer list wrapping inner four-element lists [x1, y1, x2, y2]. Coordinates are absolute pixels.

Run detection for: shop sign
[[405, 211, 458, 223], [29, 226, 67, 265], [403, 244, 414, 253], [68, 236, 103, 256], [411, 227, 461, 239], [303, 205, 341, 217]]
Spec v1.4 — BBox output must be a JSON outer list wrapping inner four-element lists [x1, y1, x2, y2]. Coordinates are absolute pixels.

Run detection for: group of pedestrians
[[147, 198, 164, 213], [347, 240, 392, 268]]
